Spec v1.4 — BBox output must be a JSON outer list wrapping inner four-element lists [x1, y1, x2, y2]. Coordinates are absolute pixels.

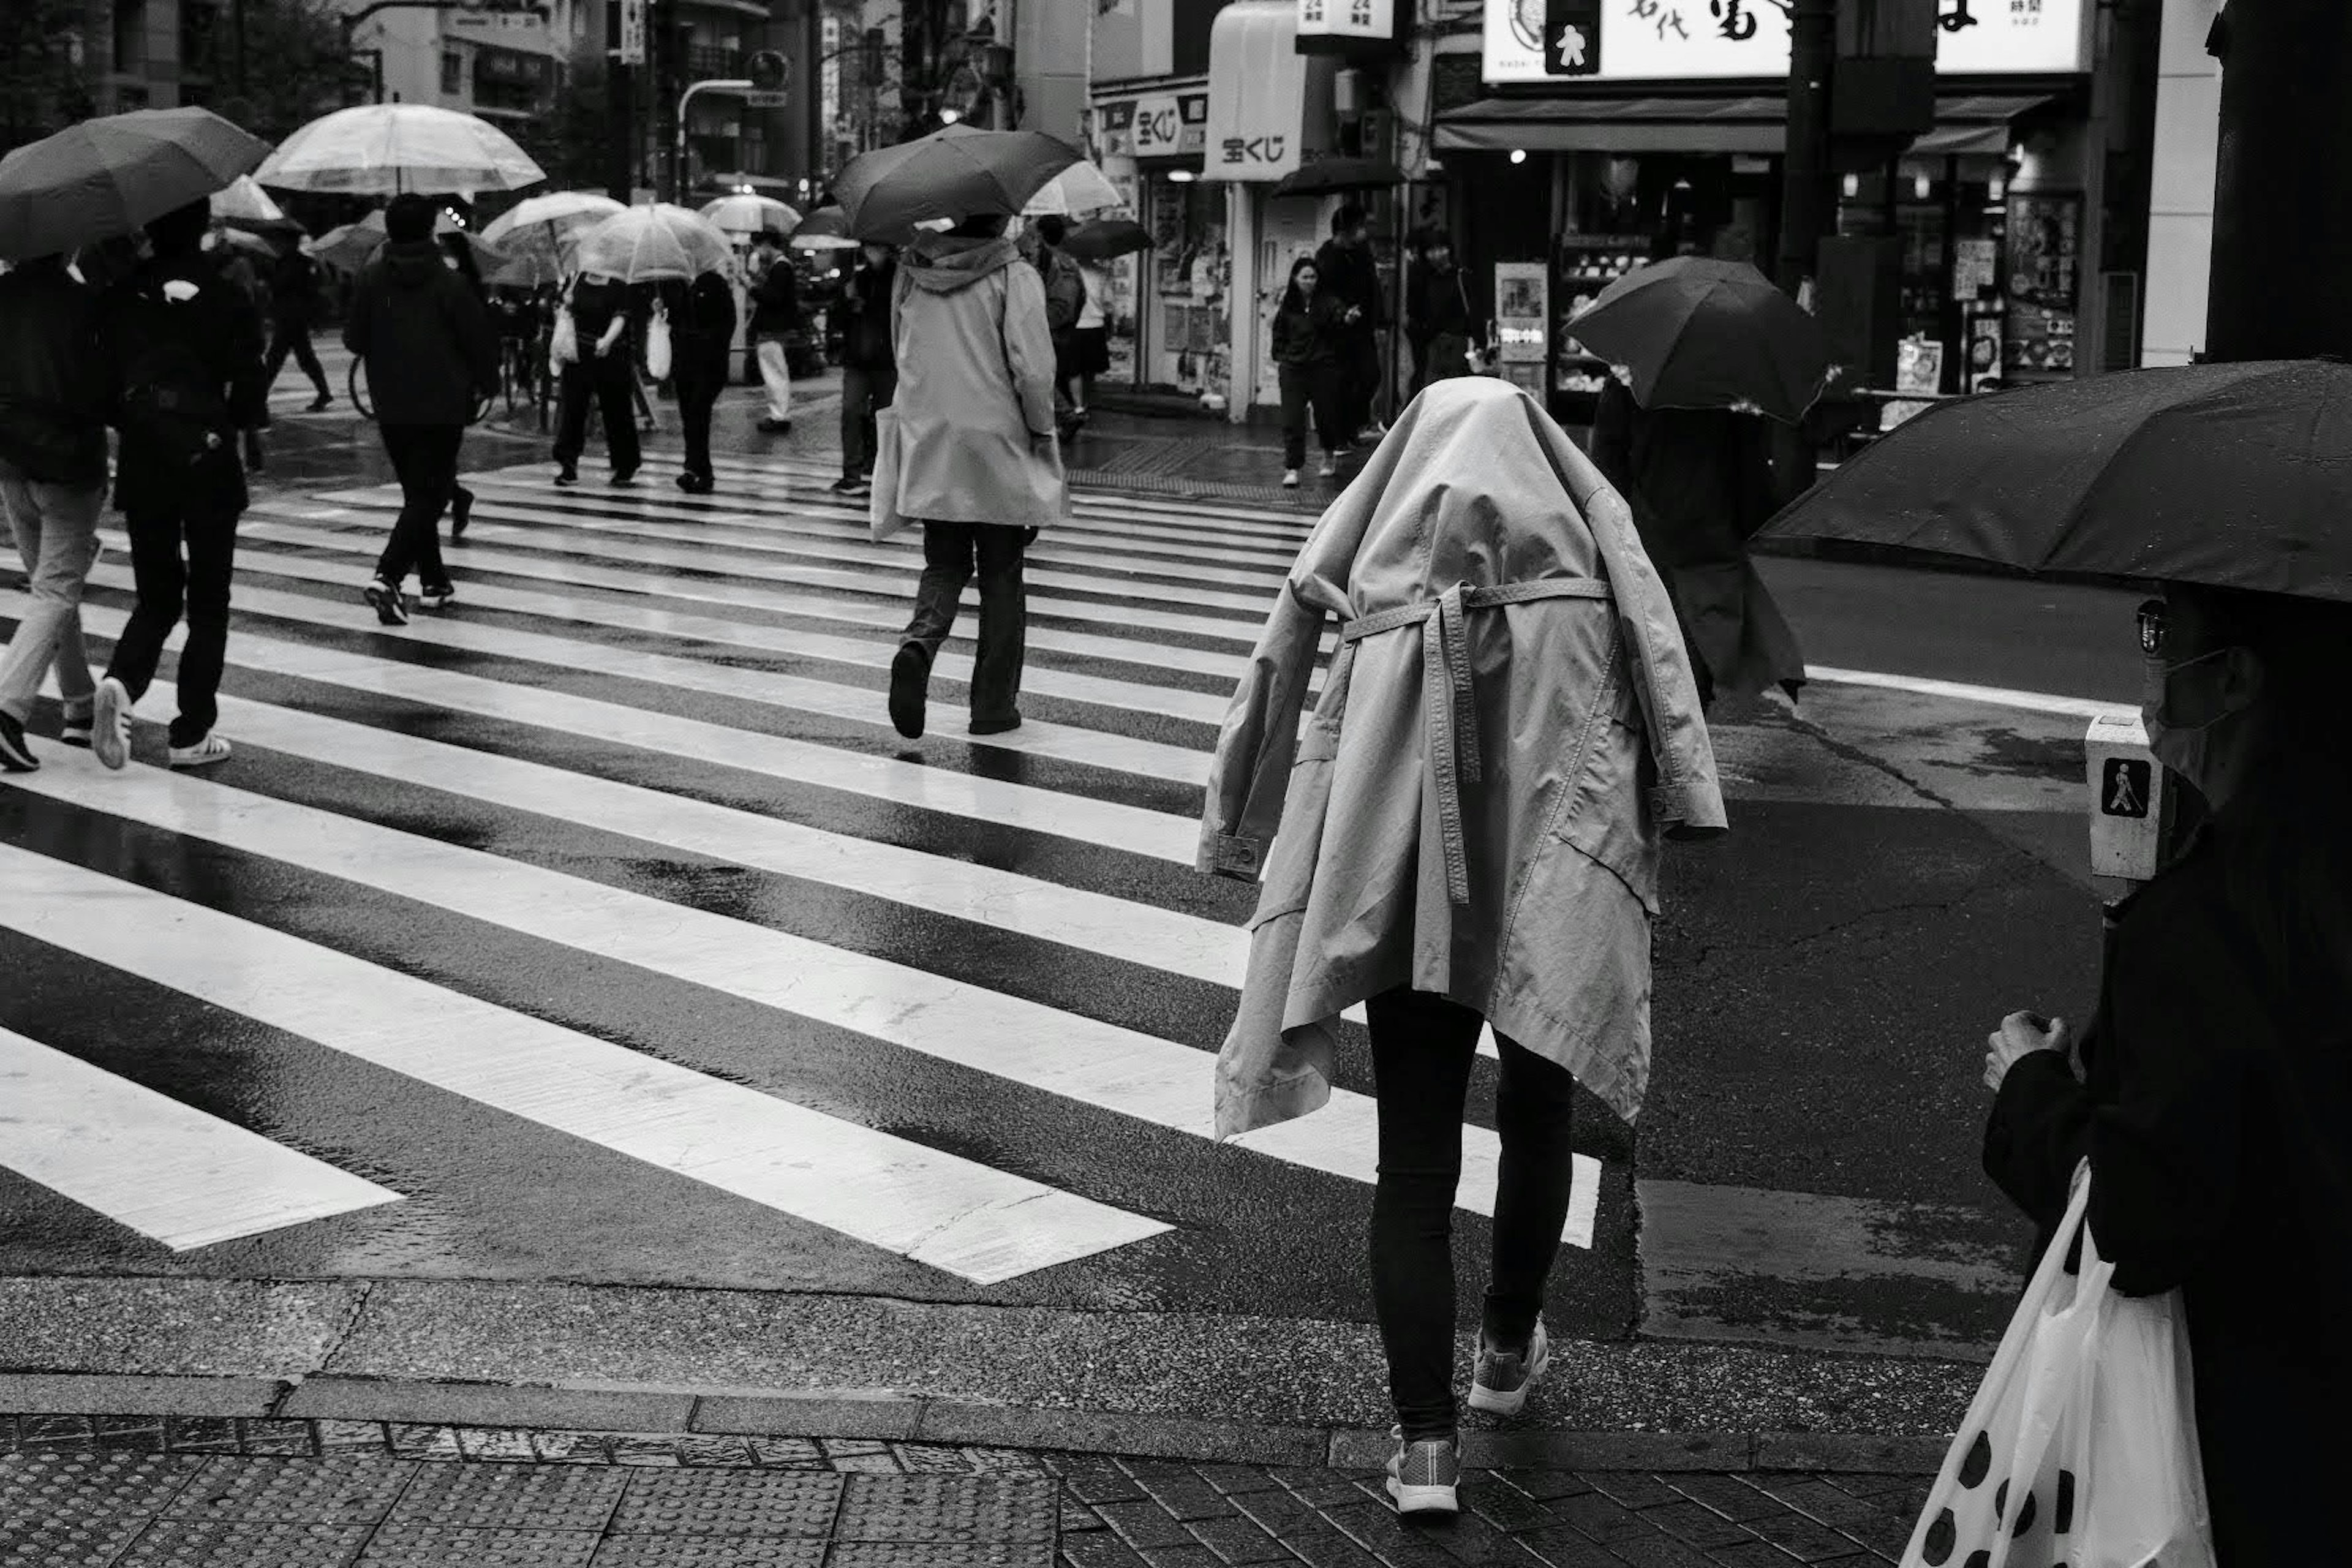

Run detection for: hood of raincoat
[[902, 233, 1020, 293], [1200, 377, 1724, 1134], [382, 238, 447, 288]]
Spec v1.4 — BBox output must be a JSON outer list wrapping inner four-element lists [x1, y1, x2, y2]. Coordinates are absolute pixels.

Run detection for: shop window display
[[1148, 178, 1231, 395]]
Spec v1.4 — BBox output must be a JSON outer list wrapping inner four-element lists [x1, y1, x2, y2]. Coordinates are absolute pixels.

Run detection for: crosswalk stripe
[[0, 837, 1167, 1283], [2, 759, 1569, 1237], [0, 1024, 402, 1251]]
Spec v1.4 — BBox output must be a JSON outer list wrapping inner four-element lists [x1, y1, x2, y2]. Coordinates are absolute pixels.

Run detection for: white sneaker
[[167, 734, 232, 769], [92, 677, 131, 771], [1468, 1319, 1551, 1417], [1317, 456, 1338, 480], [1281, 469, 1300, 488], [1384, 1427, 1460, 1516]]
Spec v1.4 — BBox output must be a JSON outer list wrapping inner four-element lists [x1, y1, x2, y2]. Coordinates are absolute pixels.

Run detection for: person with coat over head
[[345, 193, 499, 626], [832, 241, 897, 498], [89, 197, 270, 772], [550, 269, 641, 486], [1200, 378, 1723, 1519], [1982, 582, 2352, 1564], [660, 263, 736, 495], [878, 211, 1064, 741], [1269, 255, 1346, 489]]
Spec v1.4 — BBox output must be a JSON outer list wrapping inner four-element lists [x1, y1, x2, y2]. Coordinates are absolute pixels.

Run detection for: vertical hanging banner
[[616, 0, 646, 65], [1297, 0, 1408, 51]]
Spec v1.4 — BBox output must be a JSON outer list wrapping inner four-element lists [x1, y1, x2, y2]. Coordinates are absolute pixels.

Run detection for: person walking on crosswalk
[[1200, 378, 1722, 1518], [550, 269, 643, 487], [878, 211, 1066, 740], [345, 194, 499, 625], [831, 241, 897, 499]]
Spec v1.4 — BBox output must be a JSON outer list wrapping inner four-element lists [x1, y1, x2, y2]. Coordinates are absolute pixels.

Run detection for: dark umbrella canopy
[[1567, 257, 1828, 424], [0, 107, 270, 261], [1270, 156, 1404, 198], [832, 125, 1080, 241], [1061, 216, 1152, 262], [1762, 360, 2352, 603]]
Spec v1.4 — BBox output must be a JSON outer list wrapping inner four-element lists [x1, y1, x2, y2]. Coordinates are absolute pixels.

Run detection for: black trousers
[[1368, 987, 1579, 1441], [552, 355, 641, 475], [673, 344, 728, 482], [1336, 328, 1381, 433], [901, 521, 1027, 726], [107, 491, 239, 748], [1278, 363, 1341, 469], [374, 423, 461, 592], [840, 361, 897, 480], [263, 320, 329, 400]]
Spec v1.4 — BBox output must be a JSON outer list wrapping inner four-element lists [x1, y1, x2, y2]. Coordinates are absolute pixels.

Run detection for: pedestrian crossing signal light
[[2084, 714, 2166, 882], [746, 49, 790, 108]]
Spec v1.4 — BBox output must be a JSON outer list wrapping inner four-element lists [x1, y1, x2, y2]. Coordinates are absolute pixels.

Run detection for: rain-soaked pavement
[[0, 369, 2144, 1433]]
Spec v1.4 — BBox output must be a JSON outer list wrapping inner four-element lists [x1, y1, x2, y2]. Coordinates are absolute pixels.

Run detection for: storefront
[[1091, 86, 1227, 396], [1443, 0, 2101, 423]]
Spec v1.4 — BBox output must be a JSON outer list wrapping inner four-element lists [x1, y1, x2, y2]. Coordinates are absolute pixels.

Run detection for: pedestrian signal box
[[2085, 712, 2166, 883], [746, 50, 790, 108]]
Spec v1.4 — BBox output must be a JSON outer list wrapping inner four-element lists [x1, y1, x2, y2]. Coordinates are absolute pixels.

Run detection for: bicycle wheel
[[348, 358, 374, 421]]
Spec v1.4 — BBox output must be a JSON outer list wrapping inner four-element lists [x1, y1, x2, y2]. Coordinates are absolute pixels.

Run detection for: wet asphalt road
[[0, 390, 2145, 1406]]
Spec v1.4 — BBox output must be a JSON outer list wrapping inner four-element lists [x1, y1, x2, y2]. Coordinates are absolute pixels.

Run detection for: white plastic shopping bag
[[869, 408, 908, 543], [1903, 1162, 2215, 1568], [645, 303, 673, 382]]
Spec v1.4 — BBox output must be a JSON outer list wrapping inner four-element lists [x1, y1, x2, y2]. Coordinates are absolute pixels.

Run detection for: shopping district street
[[0, 357, 2155, 1566]]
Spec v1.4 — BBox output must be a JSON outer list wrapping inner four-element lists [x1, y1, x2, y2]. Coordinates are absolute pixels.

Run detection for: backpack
[[1042, 251, 1085, 334], [111, 275, 232, 469]]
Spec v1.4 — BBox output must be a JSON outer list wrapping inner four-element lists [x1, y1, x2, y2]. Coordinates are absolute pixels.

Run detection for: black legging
[[263, 320, 329, 399], [1368, 987, 1579, 1442]]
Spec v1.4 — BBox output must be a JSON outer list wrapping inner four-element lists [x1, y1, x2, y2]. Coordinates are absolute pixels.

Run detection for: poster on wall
[[1494, 262, 1548, 365], [2005, 192, 2081, 311], [1482, 0, 2084, 83], [2005, 302, 2076, 377], [1882, 336, 1945, 429], [1953, 237, 1999, 300]]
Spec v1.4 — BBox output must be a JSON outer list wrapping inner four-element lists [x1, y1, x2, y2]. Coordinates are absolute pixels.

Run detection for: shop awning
[[1204, 1, 1335, 183], [1434, 89, 2056, 157]]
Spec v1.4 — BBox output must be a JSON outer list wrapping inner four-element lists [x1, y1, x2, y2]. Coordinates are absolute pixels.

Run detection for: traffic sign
[[745, 49, 788, 108]]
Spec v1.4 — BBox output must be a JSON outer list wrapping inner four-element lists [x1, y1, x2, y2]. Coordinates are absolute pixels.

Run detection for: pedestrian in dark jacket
[[0, 252, 108, 772], [1983, 583, 2352, 1566], [1406, 236, 1476, 393], [1270, 256, 1346, 489], [660, 266, 737, 494], [747, 232, 800, 432], [551, 270, 642, 485], [832, 242, 897, 497], [345, 193, 498, 625], [89, 197, 269, 772], [262, 235, 333, 410], [1314, 203, 1382, 439]]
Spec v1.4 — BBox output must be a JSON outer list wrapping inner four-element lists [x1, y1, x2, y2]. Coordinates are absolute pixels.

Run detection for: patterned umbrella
[[833, 124, 1080, 240], [0, 107, 270, 261], [573, 203, 734, 282], [1020, 161, 1125, 218], [255, 104, 545, 196], [701, 194, 802, 236]]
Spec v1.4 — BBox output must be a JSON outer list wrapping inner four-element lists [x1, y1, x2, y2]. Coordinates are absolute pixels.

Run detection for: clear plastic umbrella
[[480, 190, 623, 269], [572, 203, 734, 282], [1020, 161, 1125, 218], [255, 104, 545, 196], [701, 194, 801, 237], [0, 107, 270, 260], [211, 173, 293, 229]]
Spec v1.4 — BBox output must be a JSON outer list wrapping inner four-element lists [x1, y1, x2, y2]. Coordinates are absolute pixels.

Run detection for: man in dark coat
[[1314, 203, 1382, 440], [747, 231, 801, 434], [1983, 583, 2352, 1564], [1405, 236, 1476, 394], [832, 241, 897, 497], [262, 232, 333, 410], [88, 197, 268, 772], [345, 193, 498, 625], [662, 265, 737, 494]]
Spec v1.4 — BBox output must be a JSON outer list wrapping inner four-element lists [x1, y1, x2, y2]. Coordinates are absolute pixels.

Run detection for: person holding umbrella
[[660, 255, 737, 495], [831, 240, 898, 499], [746, 229, 801, 434], [550, 266, 643, 486]]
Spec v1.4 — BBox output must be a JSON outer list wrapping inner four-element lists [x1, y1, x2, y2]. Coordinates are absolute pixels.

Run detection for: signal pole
[[607, 0, 639, 202], [1774, 0, 1837, 300]]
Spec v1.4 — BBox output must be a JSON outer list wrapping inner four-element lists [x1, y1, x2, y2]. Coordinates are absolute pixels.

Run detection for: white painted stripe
[[1803, 665, 2127, 720], [2, 764, 1580, 1242], [32, 592, 1202, 864], [81, 564, 1211, 788], [0, 1025, 401, 1251], [0, 836, 1167, 1283], [210, 544, 1238, 727], [678, 454, 1322, 533]]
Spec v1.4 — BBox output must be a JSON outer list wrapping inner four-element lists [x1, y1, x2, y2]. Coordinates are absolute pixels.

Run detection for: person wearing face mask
[[1980, 582, 2352, 1564]]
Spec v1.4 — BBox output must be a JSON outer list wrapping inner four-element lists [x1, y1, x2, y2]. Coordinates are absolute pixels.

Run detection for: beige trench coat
[[1199, 379, 1726, 1136]]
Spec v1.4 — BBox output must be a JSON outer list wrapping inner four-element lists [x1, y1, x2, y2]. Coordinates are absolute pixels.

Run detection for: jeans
[[107, 496, 239, 748], [1368, 987, 1580, 1441], [674, 345, 728, 482], [0, 461, 102, 727], [1278, 364, 1341, 470], [263, 321, 330, 401], [902, 521, 1028, 725], [553, 354, 640, 475], [374, 423, 461, 592], [755, 337, 793, 421], [840, 362, 896, 480]]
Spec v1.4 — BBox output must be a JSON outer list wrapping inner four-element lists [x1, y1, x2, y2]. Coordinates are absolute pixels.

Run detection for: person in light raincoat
[[1199, 376, 1724, 1517]]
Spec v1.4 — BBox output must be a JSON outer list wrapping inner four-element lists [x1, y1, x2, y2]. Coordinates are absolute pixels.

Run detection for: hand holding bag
[[1902, 1162, 2215, 1568], [645, 303, 673, 383], [548, 307, 579, 375], [869, 407, 908, 543]]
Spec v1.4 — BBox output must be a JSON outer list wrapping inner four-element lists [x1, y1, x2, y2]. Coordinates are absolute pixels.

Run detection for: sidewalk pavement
[[4, 1398, 1935, 1567]]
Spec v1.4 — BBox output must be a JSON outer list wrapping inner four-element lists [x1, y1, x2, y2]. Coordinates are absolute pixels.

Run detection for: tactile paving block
[[0, 1451, 206, 1526], [0, 1511, 153, 1566], [165, 1456, 418, 1524], [384, 1461, 628, 1531], [833, 1476, 1057, 1543], [589, 1536, 827, 1567], [355, 1524, 600, 1567], [116, 1518, 371, 1566], [609, 1471, 842, 1537], [823, 1544, 1054, 1567]]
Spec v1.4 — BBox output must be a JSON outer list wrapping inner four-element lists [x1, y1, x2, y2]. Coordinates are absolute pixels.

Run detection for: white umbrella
[[700, 193, 801, 237], [572, 203, 734, 282], [481, 189, 623, 266], [255, 104, 545, 196], [1020, 161, 1125, 219], [210, 173, 290, 227]]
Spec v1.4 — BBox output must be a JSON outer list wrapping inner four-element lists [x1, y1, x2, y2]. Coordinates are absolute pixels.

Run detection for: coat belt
[[1340, 578, 1615, 905]]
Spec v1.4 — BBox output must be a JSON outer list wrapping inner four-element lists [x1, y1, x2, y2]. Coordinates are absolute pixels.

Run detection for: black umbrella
[[0, 107, 270, 261], [1270, 156, 1405, 198], [1566, 257, 1828, 424], [833, 125, 1080, 241], [1061, 216, 1152, 263], [1762, 359, 2352, 603]]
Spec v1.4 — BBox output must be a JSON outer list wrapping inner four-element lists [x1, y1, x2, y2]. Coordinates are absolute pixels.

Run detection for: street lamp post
[[674, 77, 752, 201]]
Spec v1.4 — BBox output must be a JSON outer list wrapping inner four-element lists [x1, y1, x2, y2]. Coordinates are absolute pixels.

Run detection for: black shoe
[[758, 417, 793, 434], [554, 464, 578, 486], [0, 710, 36, 773], [829, 475, 870, 497], [416, 582, 456, 612], [450, 487, 473, 540], [888, 643, 931, 740], [363, 578, 409, 627], [676, 472, 714, 494], [307, 393, 333, 412], [968, 712, 1023, 737], [609, 467, 638, 486]]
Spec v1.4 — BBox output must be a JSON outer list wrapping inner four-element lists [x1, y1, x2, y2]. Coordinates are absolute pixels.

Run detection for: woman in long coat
[[878, 212, 1065, 741], [1982, 582, 2352, 1562], [1200, 378, 1723, 1516], [1588, 375, 1805, 708]]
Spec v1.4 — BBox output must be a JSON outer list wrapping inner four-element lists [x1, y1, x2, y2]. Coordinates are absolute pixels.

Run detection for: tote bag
[[869, 407, 908, 543], [1903, 1163, 2215, 1568]]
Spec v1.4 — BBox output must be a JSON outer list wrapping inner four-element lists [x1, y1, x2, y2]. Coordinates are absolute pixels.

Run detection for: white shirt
[[1077, 263, 1108, 330]]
